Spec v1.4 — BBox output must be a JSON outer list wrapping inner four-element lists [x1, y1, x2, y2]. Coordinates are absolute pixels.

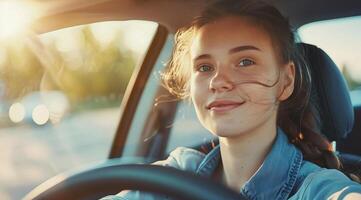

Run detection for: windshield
[[0, 20, 158, 200]]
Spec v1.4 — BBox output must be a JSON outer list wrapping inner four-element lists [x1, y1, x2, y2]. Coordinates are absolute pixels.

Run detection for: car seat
[[299, 43, 361, 177]]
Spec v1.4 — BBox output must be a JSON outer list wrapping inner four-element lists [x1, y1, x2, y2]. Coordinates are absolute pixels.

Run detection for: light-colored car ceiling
[[27, 0, 361, 34], [29, 0, 205, 33]]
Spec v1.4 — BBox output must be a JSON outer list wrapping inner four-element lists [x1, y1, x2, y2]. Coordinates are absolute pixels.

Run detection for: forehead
[[190, 16, 274, 58]]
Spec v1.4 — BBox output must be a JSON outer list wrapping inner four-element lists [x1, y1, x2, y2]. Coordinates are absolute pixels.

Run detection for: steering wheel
[[24, 160, 246, 200]]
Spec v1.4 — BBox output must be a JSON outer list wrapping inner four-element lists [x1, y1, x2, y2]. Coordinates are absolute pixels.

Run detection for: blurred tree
[[0, 24, 137, 110], [0, 41, 43, 100], [56, 26, 136, 109]]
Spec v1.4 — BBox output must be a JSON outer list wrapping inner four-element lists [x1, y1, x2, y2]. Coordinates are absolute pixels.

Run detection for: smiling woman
[[104, 0, 361, 199], [0, 1, 38, 39]]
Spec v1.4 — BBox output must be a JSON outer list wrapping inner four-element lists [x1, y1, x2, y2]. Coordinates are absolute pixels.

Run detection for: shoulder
[[153, 147, 206, 172], [292, 160, 361, 199]]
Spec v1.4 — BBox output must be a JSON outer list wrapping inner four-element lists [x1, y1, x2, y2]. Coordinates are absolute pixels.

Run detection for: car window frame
[[109, 24, 168, 158]]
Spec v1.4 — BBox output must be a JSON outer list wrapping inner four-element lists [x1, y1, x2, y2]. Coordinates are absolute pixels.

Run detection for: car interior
[[1, 0, 361, 199]]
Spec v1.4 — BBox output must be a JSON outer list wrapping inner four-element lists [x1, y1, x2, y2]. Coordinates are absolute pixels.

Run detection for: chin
[[209, 126, 249, 138]]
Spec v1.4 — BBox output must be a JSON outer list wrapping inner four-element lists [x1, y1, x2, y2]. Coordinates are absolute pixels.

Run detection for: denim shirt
[[102, 129, 361, 200]]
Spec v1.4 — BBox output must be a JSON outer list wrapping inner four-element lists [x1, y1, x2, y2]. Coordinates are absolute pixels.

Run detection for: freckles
[[237, 85, 279, 105]]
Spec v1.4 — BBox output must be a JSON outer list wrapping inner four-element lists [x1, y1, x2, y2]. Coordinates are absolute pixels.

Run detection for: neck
[[219, 120, 277, 191]]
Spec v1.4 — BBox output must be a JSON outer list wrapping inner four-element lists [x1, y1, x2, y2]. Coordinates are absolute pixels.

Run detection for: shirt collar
[[195, 128, 303, 200]]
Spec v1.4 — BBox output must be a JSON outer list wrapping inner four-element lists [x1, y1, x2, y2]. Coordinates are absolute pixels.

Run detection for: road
[[0, 107, 120, 200]]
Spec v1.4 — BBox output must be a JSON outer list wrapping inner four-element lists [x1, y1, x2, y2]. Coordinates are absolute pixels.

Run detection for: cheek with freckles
[[233, 66, 290, 106], [232, 83, 280, 106]]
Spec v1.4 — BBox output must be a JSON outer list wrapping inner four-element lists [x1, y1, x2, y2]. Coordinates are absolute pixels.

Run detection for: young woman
[[103, 0, 361, 199]]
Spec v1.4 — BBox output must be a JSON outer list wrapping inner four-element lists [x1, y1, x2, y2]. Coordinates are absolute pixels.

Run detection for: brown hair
[[162, 0, 355, 177]]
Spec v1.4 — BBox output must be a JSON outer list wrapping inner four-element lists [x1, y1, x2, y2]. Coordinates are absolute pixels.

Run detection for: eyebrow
[[193, 45, 261, 61], [193, 54, 212, 61], [229, 45, 261, 54]]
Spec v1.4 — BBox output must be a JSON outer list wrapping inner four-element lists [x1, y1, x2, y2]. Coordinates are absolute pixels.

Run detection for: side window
[[298, 16, 361, 103], [120, 34, 214, 155], [0, 21, 157, 199], [166, 101, 215, 153]]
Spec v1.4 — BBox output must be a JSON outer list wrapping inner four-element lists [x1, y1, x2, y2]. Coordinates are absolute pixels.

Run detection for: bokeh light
[[9, 102, 25, 123], [32, 104, 49, 125], [41, 91, 69, 124]]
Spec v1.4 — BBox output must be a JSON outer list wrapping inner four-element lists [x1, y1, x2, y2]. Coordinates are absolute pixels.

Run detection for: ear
[[278, 61, 295, 101]]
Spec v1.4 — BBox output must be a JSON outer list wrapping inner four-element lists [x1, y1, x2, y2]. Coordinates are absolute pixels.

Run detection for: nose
[[209, 68, 235, 93]]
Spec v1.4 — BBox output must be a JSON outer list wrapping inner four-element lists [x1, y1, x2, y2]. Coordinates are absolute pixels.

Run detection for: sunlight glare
[[0, 1, 37, 39], [122, 21, 158, 54]]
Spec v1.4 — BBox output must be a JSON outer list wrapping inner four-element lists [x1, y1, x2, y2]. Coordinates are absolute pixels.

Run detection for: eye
[[197, 64, 214, 72], [238, 59, 255, 67]]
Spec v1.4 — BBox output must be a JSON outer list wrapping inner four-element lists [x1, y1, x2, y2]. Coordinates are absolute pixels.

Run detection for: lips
[[206, 100, 244, 112]]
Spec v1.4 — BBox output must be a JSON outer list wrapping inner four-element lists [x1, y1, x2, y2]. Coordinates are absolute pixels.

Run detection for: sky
[[298, 16, 361, 81]]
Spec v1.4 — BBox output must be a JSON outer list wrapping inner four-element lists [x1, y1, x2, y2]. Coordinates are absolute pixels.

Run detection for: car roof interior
[[31, 0, 361, 33]]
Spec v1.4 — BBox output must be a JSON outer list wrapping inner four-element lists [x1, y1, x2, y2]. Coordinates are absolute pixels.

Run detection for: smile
[[206, 100, 245, 112]]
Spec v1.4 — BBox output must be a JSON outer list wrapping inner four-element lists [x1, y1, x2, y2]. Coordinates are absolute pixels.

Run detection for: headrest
[[298, 43, 354, 141]]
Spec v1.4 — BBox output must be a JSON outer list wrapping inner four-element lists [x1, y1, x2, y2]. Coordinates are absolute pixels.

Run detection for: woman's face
[[189, 16, 295, 137]]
